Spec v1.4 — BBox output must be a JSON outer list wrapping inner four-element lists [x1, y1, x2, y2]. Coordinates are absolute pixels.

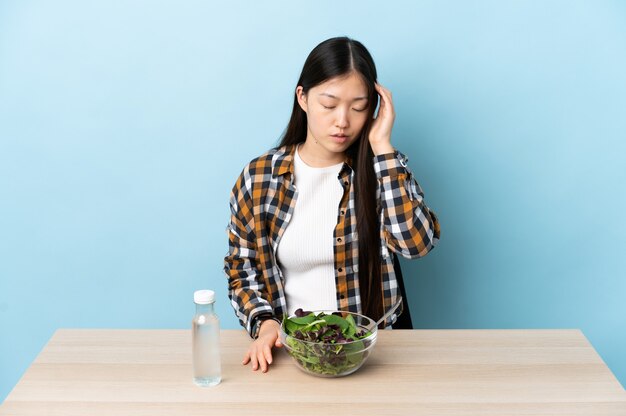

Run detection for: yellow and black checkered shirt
[[224, 144, 440, 338]]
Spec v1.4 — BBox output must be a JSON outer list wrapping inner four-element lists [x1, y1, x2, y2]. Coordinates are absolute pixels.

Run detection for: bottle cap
[[194, 290, 215, 304]]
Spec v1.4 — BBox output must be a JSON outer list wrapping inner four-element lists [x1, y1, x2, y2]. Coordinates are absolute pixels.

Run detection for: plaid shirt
[[224, 144, 440, 338]]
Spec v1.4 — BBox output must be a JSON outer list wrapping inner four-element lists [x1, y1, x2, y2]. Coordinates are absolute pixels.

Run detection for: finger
[[242, 350, 251, 365], [375, 83, 384, 98], [378, 83, 391, 95], [258, 350, 268, 373], [375, 82, 390, 95], [375, 83, 389, 97], [376, 96, 386, 117], [376, 92, 388, 111], [263, 344, 273, 365], [377, 88, 394, 113], [375, 83, 387, 103], [250, 348, 259, 371], [275, 330, 283, 347], [378, 87, 391, 103]]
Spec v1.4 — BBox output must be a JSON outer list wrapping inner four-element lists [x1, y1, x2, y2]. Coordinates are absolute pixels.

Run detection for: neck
[[298, 138, 345, 168], [195, 303, 214, 315]]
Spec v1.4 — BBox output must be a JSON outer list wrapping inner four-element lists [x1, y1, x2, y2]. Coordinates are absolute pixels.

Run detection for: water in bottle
[[192, 289, 221, 386]]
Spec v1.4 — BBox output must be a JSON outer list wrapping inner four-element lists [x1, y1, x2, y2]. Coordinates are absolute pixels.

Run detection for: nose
[[335, 108, 349, 129]]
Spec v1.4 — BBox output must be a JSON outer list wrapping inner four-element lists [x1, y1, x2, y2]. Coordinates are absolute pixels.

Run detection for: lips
[[330, 134, 349, 144]]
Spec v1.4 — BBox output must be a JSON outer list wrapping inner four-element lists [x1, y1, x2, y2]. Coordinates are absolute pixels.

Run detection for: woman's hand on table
[[242, 319, 283, 372]]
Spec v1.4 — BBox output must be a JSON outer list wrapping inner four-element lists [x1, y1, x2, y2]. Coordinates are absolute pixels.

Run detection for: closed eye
[[323, 105, 367, 112]]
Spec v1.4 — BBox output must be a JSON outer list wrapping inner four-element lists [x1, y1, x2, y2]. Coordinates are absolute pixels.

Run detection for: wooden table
[[1, 329, 625, 415]]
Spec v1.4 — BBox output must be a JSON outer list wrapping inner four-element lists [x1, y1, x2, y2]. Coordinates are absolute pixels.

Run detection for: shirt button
[[343, 181, 349, 186], [337, 268, 343, 273], [340, 210, 345, 215], [337, 237, 342, 243], [340, 294, 346, 299]]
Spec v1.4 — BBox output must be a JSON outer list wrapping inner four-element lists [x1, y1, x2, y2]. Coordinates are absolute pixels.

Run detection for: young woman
[[224, 36, 440, 373]]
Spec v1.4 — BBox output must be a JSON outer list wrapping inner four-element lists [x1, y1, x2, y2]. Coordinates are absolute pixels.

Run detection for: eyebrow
[[319, 93, 368, 101]]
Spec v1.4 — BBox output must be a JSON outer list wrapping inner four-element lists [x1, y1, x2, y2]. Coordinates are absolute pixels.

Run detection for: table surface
[[1, 329, 625, 415]]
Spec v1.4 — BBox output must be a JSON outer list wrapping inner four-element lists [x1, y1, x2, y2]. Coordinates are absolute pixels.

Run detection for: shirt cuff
[[373, 150, 409, 179], [251, 312, 280, 339]]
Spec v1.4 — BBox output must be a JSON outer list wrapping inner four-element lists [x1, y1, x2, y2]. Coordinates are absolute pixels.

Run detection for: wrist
[[252, 313, 280, 338], [370, 142, 394, 156], [259, 319, 280, 333]]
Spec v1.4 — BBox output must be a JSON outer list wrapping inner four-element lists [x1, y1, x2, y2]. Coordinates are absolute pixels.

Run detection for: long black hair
[[276, 36, 383, 322]]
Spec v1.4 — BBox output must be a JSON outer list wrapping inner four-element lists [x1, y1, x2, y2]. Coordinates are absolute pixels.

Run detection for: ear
[[296, 86, 308, 113]]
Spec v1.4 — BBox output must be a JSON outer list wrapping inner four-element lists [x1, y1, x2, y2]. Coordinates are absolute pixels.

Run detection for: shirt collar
[[272, 143, 354, 178]]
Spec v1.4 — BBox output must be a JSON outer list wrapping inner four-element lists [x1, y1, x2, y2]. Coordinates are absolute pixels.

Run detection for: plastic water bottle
[[192, 289, 221, 386]]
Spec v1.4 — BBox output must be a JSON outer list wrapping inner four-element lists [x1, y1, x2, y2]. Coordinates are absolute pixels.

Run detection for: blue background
[[1, 0, 625, 401]]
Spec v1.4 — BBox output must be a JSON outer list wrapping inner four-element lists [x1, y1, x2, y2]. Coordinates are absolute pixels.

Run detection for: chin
[[324, 142, 350, 153]]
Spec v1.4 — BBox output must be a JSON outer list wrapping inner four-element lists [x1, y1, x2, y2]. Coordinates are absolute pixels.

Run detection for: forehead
[[314, 73, 368, 100]]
